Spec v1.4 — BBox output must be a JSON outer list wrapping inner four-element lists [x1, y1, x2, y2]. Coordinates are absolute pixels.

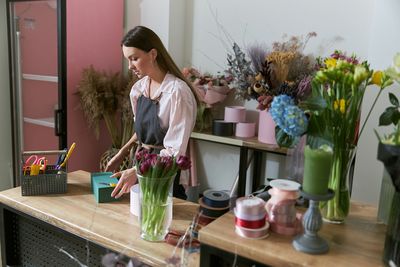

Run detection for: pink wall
[[67, 0, 124, 172]]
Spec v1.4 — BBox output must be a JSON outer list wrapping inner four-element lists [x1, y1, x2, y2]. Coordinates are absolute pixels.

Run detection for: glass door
[[7, 0, 66, 185]]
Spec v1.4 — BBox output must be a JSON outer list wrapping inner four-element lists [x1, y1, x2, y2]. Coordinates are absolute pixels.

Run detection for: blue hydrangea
[[270, 95, 308, 138], [282, 105, 308, 136], [270, 95, 295, 127]]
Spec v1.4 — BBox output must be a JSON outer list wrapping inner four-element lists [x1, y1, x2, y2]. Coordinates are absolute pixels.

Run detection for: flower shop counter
[[0, 170, 199, 267], [199, 203, 386, 266], [190, 131, 287, 196]]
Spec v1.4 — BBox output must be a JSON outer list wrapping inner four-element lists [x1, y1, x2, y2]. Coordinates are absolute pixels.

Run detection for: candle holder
[[292, 187, 335, 254]]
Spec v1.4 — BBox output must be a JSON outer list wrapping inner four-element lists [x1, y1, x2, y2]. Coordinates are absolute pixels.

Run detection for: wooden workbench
[[199, 202, 386, 266], [0, 170, 199, 267]]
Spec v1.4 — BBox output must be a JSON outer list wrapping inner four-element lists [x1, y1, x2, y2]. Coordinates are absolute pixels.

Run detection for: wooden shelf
[[191, 131, 287, 155]]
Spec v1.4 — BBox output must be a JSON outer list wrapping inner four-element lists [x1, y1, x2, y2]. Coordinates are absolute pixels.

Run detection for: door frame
[[6, 0, 67, 186]]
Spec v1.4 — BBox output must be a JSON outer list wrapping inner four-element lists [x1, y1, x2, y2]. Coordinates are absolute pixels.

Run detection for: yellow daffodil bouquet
[[302, 50, 392, 222]]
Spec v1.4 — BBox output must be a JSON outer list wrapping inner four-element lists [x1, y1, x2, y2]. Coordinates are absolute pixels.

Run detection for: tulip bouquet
[[135, 149, 191, 241]]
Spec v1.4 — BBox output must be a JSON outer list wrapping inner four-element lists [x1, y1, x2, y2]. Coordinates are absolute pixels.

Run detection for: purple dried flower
[[297, 76, 312, 100]]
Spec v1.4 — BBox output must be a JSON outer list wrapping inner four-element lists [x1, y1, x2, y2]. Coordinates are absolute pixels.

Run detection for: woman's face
[[122, 45, 156, 78]]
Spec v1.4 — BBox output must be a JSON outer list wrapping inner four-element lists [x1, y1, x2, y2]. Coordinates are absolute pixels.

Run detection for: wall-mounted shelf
[[24, 117, 54, 128], [22, 74, 58, 83]]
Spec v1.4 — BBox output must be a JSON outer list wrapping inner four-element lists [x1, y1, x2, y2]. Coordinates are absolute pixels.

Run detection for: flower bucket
[[138, 174, 175, 241], [258, 110, 277, 145]]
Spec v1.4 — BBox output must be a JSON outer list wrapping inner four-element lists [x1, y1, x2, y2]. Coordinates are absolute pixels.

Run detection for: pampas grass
[[76, 65, 138, 148]]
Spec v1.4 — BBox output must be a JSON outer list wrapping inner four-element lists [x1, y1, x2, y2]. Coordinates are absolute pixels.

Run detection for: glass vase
[[383, 191, 400, 266], [320, 146, 356, 223], [138, 174, 175, 241]]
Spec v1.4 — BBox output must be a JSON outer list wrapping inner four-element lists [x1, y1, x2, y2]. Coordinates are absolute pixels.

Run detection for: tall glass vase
[[320, 146, 356, 223], [138, 174, 175, 241], [383, 191, 400, 266]]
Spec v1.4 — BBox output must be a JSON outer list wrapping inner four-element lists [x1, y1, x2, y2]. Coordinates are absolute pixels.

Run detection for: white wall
[[354, 0, 400, 205], [0, 0, 13, 191]]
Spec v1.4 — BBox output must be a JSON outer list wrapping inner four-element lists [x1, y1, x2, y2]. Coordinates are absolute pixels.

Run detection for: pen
[[59, 142, 76, 168], [56, 148, 67, 165]]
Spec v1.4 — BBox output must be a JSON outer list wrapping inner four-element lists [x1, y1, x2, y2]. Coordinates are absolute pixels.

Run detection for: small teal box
[[91, 172, 119, 203]]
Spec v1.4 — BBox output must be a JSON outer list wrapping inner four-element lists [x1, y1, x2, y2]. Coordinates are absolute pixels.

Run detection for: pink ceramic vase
[[258, 110, 277, 145]]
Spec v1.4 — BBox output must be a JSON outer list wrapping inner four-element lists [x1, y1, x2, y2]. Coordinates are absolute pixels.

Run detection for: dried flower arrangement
[[183, 67, 232, 131], [225, 32, 317, 110], [76, 65, 138, 149]]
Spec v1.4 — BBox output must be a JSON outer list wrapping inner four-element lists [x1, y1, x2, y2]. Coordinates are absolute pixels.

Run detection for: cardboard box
[[91, 172, 119, 203]]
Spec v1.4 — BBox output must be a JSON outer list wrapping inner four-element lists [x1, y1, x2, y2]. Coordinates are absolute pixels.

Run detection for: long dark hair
[[122, 26, 199, 104]]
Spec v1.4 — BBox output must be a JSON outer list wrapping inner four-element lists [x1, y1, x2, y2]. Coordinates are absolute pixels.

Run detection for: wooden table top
[[199, 202, 386, 266], [0, 170, 199, 267], [191, 131, 287, 155]]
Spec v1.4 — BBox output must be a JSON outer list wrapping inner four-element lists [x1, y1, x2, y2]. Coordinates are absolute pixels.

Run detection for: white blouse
[[129, 73, 197, 158]]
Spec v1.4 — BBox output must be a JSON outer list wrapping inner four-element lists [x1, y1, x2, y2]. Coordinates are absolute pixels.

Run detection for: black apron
[[134, 95, 186, 199]]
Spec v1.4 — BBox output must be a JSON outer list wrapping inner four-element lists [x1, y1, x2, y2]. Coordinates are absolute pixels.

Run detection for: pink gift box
[[235, 122, 256, 138], [224, 106, 246, 123]]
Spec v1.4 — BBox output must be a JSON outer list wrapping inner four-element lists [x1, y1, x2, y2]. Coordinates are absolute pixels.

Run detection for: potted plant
[[76, 65, 138, 171]]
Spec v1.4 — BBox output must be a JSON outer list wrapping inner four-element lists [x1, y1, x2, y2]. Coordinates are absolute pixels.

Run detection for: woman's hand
[[111, 167, 137, 199], [105, 150, 126, 172]]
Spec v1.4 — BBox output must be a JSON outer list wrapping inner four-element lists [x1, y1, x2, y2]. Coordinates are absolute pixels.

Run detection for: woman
[[106, 26, 198, 199]]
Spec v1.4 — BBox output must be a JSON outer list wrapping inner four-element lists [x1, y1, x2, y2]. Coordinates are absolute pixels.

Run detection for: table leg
[[238, 147, 249, 197], [252, 150, 263, 192]]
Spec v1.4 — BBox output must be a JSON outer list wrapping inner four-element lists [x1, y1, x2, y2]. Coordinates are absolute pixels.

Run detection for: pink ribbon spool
[[236, 197, 266, 218], [235, 122, 256, 138], [235, 222, 270, 239], [224, 106, 246, 123]]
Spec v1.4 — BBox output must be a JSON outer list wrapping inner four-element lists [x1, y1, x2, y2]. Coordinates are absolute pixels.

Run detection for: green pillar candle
[[303, 145, 333, 195]]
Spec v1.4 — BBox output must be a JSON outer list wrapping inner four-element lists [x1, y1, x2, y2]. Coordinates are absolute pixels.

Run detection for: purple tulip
[[161, 156, 173, 170], [176, 155, 191, 170], [139, 159, 152, 175]]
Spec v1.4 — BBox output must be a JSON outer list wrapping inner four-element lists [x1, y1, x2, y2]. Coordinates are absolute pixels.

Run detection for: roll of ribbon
[[236, 196, 266, 218], [235, 222, 270, 239], [130, 184, 140, 216], [203, 189, 230, 208], [224, 106, 246, 123], [196, 213, 216, 226], [212, 120, 234, 136], [268, 188, 299, 200], [199, 197, 230, 218], [270, 213, 303, 236], [235, 122, 256, 138], [234, 208, 266, 221], [235, 216, 266, 229], [269, 179, 300, 192]]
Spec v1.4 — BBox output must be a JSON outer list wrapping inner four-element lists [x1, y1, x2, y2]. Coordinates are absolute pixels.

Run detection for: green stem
[[359, 89, 383, 138]]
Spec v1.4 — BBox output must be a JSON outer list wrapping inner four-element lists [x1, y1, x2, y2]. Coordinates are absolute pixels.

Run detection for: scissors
[[23, 155, 47, 175]]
